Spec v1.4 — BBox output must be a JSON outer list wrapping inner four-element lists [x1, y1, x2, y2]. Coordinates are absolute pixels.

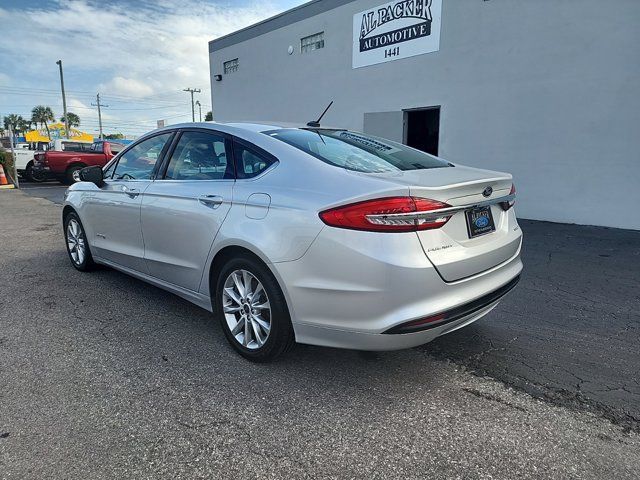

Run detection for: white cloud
[[99, 77, 154, 97], [0, 0, 287, 134], [4, 0, 281, 95]]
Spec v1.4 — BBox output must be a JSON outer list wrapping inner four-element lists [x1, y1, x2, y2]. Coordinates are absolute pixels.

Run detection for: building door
[[404, 107, 440, 156]]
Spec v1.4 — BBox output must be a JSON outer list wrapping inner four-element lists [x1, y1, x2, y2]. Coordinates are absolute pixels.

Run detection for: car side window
[[110, 143, 124, 154], [164, 131, 233, 180], [233, 142, 275, 179], [103, 159, 117, 179], [112, 133, 172, 180]]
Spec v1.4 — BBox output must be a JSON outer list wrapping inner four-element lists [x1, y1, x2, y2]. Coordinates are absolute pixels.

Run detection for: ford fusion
[[63, 122, 522, 361]]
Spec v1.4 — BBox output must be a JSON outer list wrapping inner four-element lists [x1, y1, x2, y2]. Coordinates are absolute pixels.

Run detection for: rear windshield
[[62, 142, 90, 152], [267, 129, 450, 173]]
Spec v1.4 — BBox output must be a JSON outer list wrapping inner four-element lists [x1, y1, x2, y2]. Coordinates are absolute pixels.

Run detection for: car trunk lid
[[364, 165, 521, 282]]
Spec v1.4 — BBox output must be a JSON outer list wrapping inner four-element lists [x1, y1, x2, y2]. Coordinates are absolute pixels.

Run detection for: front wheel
[[216, 256, 295, 362], [64, 212, 95, 271]]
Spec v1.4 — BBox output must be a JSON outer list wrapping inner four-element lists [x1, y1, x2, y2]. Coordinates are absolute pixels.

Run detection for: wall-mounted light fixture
[[214, 74, 222, 81]]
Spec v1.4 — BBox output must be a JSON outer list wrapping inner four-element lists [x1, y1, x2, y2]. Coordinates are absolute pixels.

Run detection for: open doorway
[[404, 107, 440, 156]]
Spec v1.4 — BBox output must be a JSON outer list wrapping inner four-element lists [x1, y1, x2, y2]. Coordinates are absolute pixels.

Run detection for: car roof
[[159, 121, 343, 135]]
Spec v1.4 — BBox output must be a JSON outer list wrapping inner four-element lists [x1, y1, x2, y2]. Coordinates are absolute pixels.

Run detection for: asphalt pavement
[[19, 180, 67, 204], [1, 189, 639, 479], [18, 181, 640, 429], [428, 219, 640, 431]]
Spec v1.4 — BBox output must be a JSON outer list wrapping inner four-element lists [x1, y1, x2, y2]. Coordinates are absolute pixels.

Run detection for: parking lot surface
[[19, 181, 67, 205], [1, 190, 639, 479], [428, 219, 640, 431]]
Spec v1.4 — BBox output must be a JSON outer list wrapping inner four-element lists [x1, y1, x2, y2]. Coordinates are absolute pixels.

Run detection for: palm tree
[[60, 112, 80, 128], [3, 114, 25, 135], [31, 105, 55, 139], [17, 118, 30, 134]]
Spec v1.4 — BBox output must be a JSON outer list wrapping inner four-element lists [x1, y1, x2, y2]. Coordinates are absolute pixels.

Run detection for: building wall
[[210, 0, 640, 230]]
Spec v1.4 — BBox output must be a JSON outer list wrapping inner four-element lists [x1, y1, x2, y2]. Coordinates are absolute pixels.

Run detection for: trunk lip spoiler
[[365, 193, 515, 222]]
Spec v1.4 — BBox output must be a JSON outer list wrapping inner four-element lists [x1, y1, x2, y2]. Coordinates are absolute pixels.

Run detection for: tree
[[60, 112, 80, 128], [31, 105, 55, 139], [3, 114, 25, 135], [17, 117, 30, 134], [204, 111, 213, 121]]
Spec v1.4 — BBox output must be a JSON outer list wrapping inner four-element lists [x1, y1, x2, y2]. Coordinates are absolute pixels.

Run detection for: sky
[[0, 0, 304, 138]]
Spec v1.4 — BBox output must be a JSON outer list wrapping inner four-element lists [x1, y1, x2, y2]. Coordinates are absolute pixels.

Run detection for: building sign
[[24, 123, 93, 143], [352, 0, 442, 68]]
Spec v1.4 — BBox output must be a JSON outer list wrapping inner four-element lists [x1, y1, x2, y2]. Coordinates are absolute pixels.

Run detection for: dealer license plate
[[465, 206, 496, 238]]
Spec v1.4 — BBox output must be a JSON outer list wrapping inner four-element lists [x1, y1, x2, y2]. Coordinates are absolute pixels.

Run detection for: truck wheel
[[25, 162, 47, 183], [64, 165, 85, 185]]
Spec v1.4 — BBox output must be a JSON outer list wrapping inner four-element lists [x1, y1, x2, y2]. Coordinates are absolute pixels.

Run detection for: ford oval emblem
[[482, 186, 493, 197], [475, 216, 489, 228]]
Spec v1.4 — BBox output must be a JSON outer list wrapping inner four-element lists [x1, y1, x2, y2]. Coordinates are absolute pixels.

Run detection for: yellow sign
[[24, 122, 93, 143]]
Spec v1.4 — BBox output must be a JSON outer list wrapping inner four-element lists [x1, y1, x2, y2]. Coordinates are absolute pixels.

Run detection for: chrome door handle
[[122, 186, 140, 198], [199, 195, 224, 209]]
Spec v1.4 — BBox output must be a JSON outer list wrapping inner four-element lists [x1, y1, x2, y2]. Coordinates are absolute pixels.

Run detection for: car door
[[140, 129, 235, 291], [85, 132, 174, 272]]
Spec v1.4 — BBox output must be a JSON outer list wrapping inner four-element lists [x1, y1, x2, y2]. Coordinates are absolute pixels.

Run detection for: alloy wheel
[[66, 218, 86, 265], [221, 269, 272, 350]]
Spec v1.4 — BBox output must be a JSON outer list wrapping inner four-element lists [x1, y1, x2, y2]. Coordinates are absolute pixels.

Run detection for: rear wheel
[[64, 164, 85, 185], [215, 256, 294, 362], [64, 212, 95, 271], [25, 162, 47, 183]]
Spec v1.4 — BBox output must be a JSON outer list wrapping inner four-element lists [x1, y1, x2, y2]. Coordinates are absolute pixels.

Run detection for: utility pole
[[195, 100, 202, 122], [7, 124, 19, 188], [56, 60, 70, 139], [91, 93, 108, 140], [183, 88, 201, 122]]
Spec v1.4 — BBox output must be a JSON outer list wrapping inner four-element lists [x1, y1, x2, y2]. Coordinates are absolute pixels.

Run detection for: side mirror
[[78, 165, 104, 187]]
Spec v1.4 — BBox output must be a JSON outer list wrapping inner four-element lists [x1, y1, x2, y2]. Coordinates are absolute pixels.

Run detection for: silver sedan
[[63, 122, 522, 361]]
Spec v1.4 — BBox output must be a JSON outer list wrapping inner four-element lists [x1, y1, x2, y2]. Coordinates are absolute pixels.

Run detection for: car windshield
[[267, 129, 450, 173]]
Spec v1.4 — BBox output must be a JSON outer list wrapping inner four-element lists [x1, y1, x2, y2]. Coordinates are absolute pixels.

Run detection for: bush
[[0, 149, 16, 183]]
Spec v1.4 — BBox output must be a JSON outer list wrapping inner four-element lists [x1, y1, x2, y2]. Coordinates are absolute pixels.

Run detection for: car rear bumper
[[272, 225, 523, 351], [31, 164, 55, 179], [293, 300, 501, 350]]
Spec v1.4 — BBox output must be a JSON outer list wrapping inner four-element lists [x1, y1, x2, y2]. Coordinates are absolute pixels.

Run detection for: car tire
[[25, 162, 47, 183], [63, 212, 95, 272], [215, 255, 295, 362], [64, 165, 84, 185]]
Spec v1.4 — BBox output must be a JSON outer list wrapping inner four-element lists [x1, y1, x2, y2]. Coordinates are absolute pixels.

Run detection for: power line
[[0, 88, 196, 106], [0, 85, 195, 100]]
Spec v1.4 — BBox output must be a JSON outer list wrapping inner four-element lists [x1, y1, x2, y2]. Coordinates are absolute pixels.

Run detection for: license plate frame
[[465, 206, 496, 238]]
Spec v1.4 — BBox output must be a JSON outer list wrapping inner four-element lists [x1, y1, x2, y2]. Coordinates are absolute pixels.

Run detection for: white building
[[209, 0, 640, 229]]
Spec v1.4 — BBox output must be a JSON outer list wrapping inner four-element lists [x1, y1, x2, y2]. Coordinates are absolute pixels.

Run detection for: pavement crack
[[462, 387, 527, 412]]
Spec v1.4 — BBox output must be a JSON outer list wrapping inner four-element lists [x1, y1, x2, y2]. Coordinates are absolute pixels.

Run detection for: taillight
[[319, 197, 452, 232], [501, 184, 516, 211]]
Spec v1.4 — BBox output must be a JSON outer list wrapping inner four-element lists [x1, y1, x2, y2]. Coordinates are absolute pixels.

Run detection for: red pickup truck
[[33, 141, 124, 184]]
